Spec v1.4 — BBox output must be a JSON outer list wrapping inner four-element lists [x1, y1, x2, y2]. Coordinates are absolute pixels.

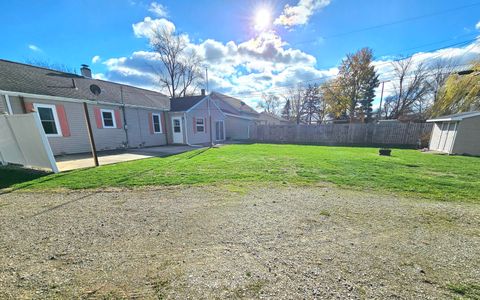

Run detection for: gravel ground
[[1, 184, 479, 299]]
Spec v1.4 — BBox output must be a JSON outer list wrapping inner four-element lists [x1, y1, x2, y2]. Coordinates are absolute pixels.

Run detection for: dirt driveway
[[1, 185, 479, 299]]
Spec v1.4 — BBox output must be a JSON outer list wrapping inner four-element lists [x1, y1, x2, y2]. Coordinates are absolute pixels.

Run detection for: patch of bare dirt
[[0, 185, 479, 299]]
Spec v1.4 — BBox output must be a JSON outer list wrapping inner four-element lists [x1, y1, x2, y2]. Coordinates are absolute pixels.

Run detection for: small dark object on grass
[[379, 149, 391, 156]]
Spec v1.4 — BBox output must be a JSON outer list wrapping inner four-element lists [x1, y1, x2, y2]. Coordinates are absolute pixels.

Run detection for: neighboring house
[[0, 59, 170, 155], [427, 111, 480, 156], [258, 112, 291, 125], [210, 92, 260, 140], [168, 93, 225, 145]]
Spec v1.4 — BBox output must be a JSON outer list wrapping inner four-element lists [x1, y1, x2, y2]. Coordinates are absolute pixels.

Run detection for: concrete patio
[[55, 145, 200, 172]]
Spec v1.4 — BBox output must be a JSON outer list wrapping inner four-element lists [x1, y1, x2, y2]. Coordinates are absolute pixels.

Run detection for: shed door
[[442, 122, 457, 153]]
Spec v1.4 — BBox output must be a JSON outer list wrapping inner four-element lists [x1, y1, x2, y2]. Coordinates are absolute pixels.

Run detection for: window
[[173, 119, 181, 133], [101, 109, 116, 128], [196, 118, 205, 133], [34, 103, 62, 137], [215, 120, 225, 141], [152, 114, 162, 133]]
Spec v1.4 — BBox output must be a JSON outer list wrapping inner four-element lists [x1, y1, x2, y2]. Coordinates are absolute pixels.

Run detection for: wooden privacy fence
[[249, 122, 433, 147]]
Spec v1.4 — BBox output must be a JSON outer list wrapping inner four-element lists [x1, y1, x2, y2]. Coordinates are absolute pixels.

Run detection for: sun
[[254, 8, 271, 31]]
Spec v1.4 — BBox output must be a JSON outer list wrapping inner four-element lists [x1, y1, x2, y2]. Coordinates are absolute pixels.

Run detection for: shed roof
[[427, 111, 480, 122], [169, 96, 206, 112], [0, 59, 170, 110]]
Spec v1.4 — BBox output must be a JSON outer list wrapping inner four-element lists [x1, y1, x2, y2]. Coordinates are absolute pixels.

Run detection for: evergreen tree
[[281, 99, 292, 120]]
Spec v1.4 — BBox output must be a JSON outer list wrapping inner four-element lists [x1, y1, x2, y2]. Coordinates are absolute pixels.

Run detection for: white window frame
[[152, 113, 162, 134], [101, 108, 116, 129], [33, 103, 62, 137], [196, 118, 205, 133]]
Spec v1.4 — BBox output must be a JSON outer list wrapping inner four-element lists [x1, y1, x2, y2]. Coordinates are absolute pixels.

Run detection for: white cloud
[[274, 0, 331, 28], [132, 17, 175, 39], [102, 14, 480, 110], [92, 55, 101, 64], [149, 2, 168, 17], [476, 21, 480, 30], [28, 44, 41, 52]]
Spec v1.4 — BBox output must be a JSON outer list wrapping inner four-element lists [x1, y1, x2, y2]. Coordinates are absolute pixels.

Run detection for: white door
[[215, 120, 225, 141], [172, 117, 184, 144]]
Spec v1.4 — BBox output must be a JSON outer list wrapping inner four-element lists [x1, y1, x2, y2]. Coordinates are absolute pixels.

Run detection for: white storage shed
[[427, 111, 480, 155]]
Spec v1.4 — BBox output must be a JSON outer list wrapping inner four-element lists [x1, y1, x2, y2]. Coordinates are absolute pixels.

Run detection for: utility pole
[[377, 81, 386, 121], [83, 102, 99, 167], [205, 67, 209, 93]]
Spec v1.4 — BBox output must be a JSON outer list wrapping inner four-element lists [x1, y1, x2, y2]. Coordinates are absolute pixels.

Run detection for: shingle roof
[[210, 92, 259, 116], [427, 111, 480, 122], [169, 96, 206, 112], [0, 59, 170, 110]]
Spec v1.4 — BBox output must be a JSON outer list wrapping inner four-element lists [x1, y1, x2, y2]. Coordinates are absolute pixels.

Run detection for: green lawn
[[3, 144, 480, 202]]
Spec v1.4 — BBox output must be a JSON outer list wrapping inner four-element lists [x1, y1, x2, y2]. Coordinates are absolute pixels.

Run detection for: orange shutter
[[148, 112, 154, 134], [193, 117, 196, 133], [24, 102, 34, 113], [115, 110, 122, 129], [56, 104, 71, 137], [94, 107, 103, 128]]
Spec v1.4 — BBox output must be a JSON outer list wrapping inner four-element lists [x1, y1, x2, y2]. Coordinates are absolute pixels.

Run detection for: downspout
[[183, 111, 202, 148]]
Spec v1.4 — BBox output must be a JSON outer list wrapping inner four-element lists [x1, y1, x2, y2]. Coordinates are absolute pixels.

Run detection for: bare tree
[[281, 86, 306, 124], [257, 93, 281, 115], [384, 58, 432, 119], [151, 27, 202, 98], [25, 59, 77, 74]]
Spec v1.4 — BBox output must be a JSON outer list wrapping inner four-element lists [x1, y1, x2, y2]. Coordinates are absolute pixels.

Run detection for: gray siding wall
[[7, 95, 24, 114], [125, 107, 167, 148], [0, 95, 6, 113], [185, 99, 225, 145], [6, 96, 129, 155], [452, 117, 480, 155], [225, 116, 252, 140]]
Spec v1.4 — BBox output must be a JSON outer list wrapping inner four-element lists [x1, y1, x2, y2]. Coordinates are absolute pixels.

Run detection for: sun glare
[[254, 8, 271, 31]]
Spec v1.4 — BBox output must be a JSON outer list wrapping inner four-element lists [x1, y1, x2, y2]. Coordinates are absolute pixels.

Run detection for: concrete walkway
[[55, 145, 199, 172]]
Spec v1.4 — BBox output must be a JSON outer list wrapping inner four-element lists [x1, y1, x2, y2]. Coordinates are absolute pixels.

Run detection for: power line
[[224, 38, 479, 98]]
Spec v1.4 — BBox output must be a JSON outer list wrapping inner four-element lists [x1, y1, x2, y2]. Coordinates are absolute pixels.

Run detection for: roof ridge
[[0, 59, 80, 77], [0, 59, 169, 97]]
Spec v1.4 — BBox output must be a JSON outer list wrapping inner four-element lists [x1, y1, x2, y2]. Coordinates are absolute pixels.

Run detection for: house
[[0, 59, 170, 155], [258, 112, 291, 125], [168, 92, 226, 145], [210, 92, 260, 140], [427, 111, 480, 155]]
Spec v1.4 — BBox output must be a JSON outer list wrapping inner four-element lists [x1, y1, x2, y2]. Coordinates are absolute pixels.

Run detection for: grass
[[0, 166, 49, 189], [3, 144, 480, 202], [448, 283, 480, 299]]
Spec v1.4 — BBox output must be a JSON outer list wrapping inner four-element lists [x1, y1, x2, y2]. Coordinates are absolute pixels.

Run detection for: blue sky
[[1, 0, 479, 106]]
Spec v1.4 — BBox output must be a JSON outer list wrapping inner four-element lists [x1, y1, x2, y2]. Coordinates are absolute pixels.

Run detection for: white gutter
[[0, 89, 169, 111]]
